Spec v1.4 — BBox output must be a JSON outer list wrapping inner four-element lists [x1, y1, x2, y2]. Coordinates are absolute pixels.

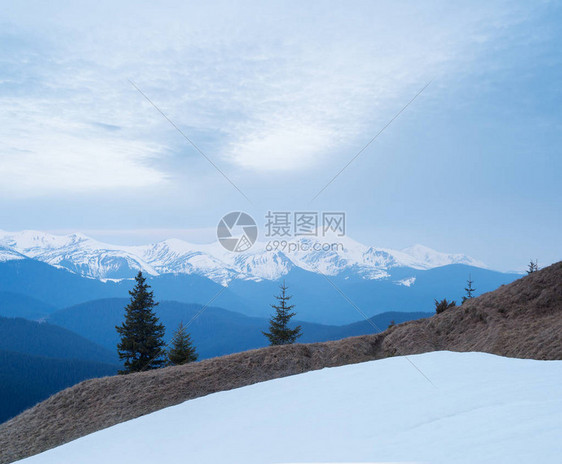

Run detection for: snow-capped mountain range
[[0, 230, 486, 284]]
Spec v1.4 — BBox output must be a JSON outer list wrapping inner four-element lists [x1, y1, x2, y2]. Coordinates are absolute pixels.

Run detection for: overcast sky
[[0, 0, 561, 271]]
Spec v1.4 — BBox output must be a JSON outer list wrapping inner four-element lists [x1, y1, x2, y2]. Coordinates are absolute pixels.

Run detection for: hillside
[[1, 261, 560, 462], [0, 302, 426, 428], [0, 317, 118, 425], [0, 351, 117, 425], [0, 292, 56, 320], [381, 260, 562, 359], [47, 298, 430, 360], [0, 260, 123, 308], [0, 317, 116, 364], [13, 352, 562, 464]]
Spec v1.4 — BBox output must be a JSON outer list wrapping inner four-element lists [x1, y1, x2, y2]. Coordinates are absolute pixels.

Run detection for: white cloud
[[0, 136, 165, 195], [0, 0, 537, 194], [0, 97, 167, 195], [229, 121, 333, 171]]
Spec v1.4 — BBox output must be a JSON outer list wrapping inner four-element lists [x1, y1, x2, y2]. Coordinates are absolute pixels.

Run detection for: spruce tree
[[462, 274, 476, 304], [116, 271, 166, 374], [527, 259, 539, 274], [168, 322, 198, 366], [263, 281, 302, 345]]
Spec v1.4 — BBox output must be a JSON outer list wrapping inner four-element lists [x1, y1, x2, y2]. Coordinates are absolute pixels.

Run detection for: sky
[[0, 0, 561, 272]]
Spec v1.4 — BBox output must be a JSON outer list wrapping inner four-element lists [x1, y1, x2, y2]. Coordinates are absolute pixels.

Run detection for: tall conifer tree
[[116, 271, 166, 374], [263, 281, 302, 345]]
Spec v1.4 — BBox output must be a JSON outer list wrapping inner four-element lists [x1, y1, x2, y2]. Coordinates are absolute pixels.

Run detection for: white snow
[[401, 244, 486, 269], [395, 277, 417, 287], [17, 352, 562, 464], [0, 249, 26, 262]]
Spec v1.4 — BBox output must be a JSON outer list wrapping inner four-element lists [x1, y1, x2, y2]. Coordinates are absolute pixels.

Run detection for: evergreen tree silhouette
[[116, 272, 166, 373], [527, 259, 539, 274], [462, 274, 476, 304], [168, 321, 198, 366], [263, 281, 302, 345]]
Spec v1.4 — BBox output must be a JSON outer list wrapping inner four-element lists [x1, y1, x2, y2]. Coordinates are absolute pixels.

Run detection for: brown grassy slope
[[382, 260, 562, 359], [1, 261, 561, 463]]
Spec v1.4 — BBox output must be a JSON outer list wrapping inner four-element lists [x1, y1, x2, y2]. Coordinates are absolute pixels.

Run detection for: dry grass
[[382, 261, 562, 359], [1, 261, 561, 463]]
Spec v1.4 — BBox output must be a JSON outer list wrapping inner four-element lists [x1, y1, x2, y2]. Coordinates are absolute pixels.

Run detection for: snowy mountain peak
[[401, 244, 486, 269], [0, 230, 486, 283], [0, 245, 27, 263]]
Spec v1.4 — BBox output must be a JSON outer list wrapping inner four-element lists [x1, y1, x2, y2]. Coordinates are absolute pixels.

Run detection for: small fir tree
[[116, 271, 166, 374], [168, 322, 198, 366], [435, 298, 456, 314], [462, 274, 476, 304], [527, 259, 539, 274], [263, 281, 302, 345]]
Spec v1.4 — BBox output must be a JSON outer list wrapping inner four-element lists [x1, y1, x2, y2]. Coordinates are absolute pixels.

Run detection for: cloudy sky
[[1, 0, 561, 271]]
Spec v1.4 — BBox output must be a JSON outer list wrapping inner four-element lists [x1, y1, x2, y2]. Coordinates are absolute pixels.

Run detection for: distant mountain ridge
[[46, 298, 431, 360], [0, 316, 118, 423], [0, 316, 116, 364], [0, 258, 519, 325], [0, 351, 116, 425], [0, 230, 521, 325], [0, 230, 487, 283], [0, 292, 56, 320]]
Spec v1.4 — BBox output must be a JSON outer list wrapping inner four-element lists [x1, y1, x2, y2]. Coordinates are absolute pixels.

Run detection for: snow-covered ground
[[18, 352, 562, 464]]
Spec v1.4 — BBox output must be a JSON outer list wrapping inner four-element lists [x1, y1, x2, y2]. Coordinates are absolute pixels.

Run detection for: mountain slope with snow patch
[[16, 352, 562, 464]]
